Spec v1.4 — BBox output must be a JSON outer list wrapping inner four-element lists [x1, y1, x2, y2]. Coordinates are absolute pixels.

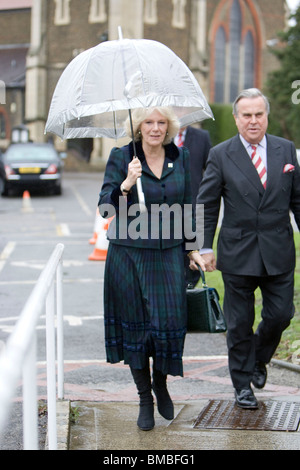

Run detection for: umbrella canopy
[[45, 37, 214, 140]]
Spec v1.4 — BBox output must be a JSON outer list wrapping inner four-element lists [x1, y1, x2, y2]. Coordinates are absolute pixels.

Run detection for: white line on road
[[56, 223, 71, 236], [70, 184, 94, 217], [0, 241, 16, 274], [0, 278, 103, 285], [0, 314, 104, 333]]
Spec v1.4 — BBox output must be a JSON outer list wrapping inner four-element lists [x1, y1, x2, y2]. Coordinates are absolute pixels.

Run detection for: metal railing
[[0, 243, 65, 450]]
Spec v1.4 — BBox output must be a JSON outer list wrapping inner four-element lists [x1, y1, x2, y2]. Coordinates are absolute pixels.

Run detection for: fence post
[[23, 335, 38, 450], [57, 258, 64, 400], [46, 280, 57, 450], [0, 243, 64, 450]]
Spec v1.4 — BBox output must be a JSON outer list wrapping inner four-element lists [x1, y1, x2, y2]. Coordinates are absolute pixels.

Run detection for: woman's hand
[[122, 157, 142, 192], [189, 251, 216, 272], [188, 251, 207, 272]]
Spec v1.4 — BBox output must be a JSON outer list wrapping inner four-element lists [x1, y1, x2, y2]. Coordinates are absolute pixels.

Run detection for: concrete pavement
[[54, 344, 300, 451]]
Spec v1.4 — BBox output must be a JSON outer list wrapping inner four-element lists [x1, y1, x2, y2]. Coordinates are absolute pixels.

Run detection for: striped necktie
[[177, 132, 184, 147], [251, 144, 267, 189]]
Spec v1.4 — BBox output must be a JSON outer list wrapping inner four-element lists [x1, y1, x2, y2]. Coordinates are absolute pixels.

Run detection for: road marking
[[9, 259, 91, 271], [34, 356, 228, 366], [11, 261, 46, 270], [0, 314, 104, 333], [0, 241, 16, 274], [56, 223, 71, 236], [0, 277, 103, 285], [70, 184, 93, 217]]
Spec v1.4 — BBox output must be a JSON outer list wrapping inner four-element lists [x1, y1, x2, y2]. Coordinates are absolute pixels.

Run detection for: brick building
[[0, 0, 291, 163]]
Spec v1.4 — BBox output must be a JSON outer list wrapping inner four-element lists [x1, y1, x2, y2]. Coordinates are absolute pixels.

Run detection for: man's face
[[234, 96, 268, 144]]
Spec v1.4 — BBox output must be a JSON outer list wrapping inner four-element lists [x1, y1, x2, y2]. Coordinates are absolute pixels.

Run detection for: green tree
[[265, 7, 300, 147]]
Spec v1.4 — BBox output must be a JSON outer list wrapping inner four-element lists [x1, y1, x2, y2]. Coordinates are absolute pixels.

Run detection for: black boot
[[152, 367, 174, 420], [130, 366, 155, 431]]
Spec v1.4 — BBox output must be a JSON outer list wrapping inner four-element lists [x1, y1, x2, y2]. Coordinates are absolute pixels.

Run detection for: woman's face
[[140, 110, 168, 148]]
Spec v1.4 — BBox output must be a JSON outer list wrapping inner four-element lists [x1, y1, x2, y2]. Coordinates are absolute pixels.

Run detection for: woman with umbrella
[[98, 106, 205, 431]]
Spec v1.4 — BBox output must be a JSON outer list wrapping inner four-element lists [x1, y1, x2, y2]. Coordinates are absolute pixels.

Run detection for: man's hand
[[201, 252, 216, 272]]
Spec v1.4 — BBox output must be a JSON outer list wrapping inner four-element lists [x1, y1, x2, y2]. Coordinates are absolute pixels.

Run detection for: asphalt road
[[0, 171, 106, 449], [0, 172, 106, 363]]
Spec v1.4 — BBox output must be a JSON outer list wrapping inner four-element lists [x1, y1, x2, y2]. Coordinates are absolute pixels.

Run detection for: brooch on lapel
[[283, 164, 295, 173]]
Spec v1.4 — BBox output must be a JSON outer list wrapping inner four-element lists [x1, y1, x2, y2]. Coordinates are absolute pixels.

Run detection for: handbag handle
[[196, 264, 207, 287]]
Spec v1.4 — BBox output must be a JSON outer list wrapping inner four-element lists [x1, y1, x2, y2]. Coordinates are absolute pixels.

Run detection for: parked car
[[2, 142, 63, 195]]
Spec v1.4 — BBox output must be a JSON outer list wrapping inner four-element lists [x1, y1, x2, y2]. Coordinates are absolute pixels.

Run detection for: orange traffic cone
[[88, 217, 113, 261], [22, 190, 33, 213]]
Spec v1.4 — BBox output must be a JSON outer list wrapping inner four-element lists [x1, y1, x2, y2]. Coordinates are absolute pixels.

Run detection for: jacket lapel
[[136, 141, 179, 180], [226, 134, 285, 204], [264, 134, 282, 195], [226, 135, 265, 196]]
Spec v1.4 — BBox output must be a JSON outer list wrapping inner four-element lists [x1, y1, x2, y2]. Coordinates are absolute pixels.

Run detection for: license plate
[[19, 167, 41, 174]]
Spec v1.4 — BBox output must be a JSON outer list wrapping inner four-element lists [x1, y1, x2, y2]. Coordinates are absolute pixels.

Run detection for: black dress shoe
[[235, 387, 258, 409], [252, 361, 267, 389]]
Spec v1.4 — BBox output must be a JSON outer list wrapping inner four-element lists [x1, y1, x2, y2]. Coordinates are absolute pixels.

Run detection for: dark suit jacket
[[183, 126, 211, 207], [197, 133, 300, 276], [99, 141, 195, 250]]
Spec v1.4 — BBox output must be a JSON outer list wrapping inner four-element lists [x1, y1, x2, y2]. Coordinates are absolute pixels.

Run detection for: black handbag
[[186, 269, 227, 333]]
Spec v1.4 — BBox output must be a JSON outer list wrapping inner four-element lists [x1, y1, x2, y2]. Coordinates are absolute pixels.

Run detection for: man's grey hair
[[232, 88, 270, 116]]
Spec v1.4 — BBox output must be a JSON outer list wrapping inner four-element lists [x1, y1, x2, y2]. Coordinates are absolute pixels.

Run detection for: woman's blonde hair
[[124, 107, 180, 145]]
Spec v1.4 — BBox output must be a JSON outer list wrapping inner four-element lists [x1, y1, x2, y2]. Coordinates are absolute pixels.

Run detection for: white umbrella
[[45, 29, 214, 207]]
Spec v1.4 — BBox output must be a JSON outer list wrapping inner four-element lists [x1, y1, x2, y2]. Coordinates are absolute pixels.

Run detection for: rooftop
[[0, 0, 32, 10]]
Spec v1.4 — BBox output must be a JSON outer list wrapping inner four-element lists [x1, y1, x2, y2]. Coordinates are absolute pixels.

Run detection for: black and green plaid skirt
[[104, 243, 187, 376]]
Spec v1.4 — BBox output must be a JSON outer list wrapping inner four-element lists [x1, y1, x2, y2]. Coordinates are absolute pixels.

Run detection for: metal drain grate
[[193, 400, 300, 432]]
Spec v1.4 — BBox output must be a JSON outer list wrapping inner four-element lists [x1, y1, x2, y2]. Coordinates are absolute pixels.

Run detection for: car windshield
[[6, 145, 57, 162]]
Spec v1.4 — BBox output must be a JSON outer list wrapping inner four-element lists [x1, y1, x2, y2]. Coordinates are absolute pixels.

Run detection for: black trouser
[[222, 270, 295, 390]]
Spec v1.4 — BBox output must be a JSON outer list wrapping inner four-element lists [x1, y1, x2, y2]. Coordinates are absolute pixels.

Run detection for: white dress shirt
[[239, 134, 267, 170]]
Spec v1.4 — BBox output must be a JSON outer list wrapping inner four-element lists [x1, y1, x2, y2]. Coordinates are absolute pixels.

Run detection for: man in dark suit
[[175, 126, 211, 207], [196, 88, 300, 408], [175, 126, 211, 286]]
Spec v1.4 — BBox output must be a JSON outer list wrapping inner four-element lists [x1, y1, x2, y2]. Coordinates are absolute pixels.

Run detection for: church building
[[0, 0, 290, 163]]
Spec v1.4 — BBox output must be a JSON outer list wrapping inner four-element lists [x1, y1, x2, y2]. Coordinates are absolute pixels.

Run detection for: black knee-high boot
[[152, 367, 174, 420], [130, 366, 155, 431]]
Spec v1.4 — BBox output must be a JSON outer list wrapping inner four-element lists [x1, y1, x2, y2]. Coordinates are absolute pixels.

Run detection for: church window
[[214, 27, 226, 103], [89, 0, 107, 23], [54, 0, 71, 26], [144, 0, 157, 24], [212, 0, 257, 103], [229, 0, 241, 101], [172, 0, 186, 29], [243, 31, 255, 89]]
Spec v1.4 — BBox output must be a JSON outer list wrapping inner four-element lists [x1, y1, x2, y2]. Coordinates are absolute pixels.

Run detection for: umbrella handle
[[136, 177, 147, 213]]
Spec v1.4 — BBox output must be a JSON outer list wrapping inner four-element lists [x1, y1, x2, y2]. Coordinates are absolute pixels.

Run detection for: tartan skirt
[[103, 243, 187, 376]]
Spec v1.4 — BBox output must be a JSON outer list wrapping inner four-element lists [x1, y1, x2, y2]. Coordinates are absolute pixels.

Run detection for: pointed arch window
[[212, 0, 257, 103], [229, 0, 241, 101], [214, 27, 226, 103], [244, 31, 255, 89]]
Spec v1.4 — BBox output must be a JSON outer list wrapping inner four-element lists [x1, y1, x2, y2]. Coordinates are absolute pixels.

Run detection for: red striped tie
[[177, 132, 184, 147], [251, 144, 267, 189]]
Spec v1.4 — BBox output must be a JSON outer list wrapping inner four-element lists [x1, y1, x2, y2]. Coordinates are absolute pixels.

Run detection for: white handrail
[[0, 243, 65, 450]]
